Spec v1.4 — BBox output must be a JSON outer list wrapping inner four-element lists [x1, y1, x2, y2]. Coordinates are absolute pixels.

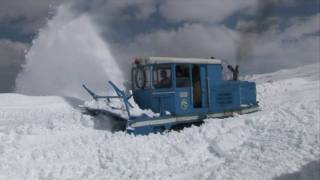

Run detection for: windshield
[[133, 66, 152, 89], [153, 65, 172, 89]]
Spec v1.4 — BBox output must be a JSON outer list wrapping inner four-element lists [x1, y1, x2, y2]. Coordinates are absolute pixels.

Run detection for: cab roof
[[135, 57, 222, 65]]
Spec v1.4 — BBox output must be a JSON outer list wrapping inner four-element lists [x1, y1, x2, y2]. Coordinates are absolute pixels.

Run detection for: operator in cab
[[159, 69, 171, 88]]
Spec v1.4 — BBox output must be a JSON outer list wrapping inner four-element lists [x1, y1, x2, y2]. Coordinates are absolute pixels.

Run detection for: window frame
[[152, 64, 173, 89], [132, 65, 153, 90], [175, 64, 192, 88]]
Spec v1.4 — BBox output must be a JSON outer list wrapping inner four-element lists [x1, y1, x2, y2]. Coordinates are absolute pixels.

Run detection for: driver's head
[[160, 70, 167, 78]]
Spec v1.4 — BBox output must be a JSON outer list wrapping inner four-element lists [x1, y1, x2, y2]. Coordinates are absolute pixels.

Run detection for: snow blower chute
[[82, 57, 260, 135]]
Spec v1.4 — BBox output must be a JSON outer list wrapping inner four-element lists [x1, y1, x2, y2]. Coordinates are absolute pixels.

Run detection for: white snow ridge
[[0, 63, 319, 180]]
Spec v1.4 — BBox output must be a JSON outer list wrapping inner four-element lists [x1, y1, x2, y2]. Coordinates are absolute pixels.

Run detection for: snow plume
[[15, 3, 125, 99]]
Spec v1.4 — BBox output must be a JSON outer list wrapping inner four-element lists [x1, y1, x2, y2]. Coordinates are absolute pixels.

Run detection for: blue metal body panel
[[129, 62, 258, 134], [132, 64, 257, 112]]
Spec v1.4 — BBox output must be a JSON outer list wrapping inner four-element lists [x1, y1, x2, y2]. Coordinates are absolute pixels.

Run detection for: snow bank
[[244, 63, 320, 84], [0, 63, 319, 180]]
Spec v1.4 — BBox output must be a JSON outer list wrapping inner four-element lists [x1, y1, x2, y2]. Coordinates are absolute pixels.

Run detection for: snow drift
[[0, 63, 319, 180]]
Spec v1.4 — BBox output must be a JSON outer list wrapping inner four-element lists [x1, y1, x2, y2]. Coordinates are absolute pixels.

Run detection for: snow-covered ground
[[0, 64, 319, 180]]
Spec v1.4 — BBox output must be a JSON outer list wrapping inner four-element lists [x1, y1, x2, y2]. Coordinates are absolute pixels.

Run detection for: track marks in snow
[[0, 64, 319, 180]]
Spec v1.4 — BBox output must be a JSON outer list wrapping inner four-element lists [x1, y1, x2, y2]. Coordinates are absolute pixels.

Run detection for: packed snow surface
[[0, 64, 319, 180]]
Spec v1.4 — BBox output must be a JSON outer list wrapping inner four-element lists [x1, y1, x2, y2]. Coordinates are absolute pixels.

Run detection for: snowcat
[[82, 57, 259, 135]]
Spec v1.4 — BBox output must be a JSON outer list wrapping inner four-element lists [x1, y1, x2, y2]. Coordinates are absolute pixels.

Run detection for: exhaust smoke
[[235, 0, 278, 65]]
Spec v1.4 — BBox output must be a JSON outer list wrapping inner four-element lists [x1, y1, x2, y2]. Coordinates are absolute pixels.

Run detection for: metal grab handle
[[82, 81, 134, 120]]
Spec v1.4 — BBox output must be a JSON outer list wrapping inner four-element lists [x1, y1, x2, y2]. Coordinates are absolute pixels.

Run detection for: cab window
[[133, 66, 151, 89], [176, 65, 191, 87], [153, 65, 172, 88]]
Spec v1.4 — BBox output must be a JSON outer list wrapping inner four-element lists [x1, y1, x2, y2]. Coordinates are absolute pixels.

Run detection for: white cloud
[[108, 0, 157, 20], [110, 23, 239, 78], [131, 24, 236, 57], [113, 14, 319, 74], [159, 0, 257, 23], [249, 14, 320, 72], [113, 23, 237, 64], [0, 0, 64, 33], [73, 0, 157, 22], [0, 0, 63, 20], [283, 14, 320, 39]]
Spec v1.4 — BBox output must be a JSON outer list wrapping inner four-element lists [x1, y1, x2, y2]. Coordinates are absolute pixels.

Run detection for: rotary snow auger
[[82, 57, 259, 135]]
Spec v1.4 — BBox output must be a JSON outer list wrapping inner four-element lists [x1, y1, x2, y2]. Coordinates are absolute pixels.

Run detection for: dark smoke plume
[[236, 0, 277, 65]]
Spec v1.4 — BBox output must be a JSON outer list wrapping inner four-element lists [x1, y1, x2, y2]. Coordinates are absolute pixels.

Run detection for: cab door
[[174, 64, 208, 116], [191, 64, 208, 114], [174, 64, 193, 116]]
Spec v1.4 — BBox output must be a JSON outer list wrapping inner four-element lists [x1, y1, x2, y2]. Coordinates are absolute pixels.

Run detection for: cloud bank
[[0, 0, 318, 93], [67, 0, 318, 75]]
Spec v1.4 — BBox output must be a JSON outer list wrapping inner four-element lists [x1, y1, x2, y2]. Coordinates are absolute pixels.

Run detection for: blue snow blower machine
[[82, 57, 259, 135]]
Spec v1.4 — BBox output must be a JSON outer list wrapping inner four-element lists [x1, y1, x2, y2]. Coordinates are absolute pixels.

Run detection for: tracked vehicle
[[83, 57, 259, 135]]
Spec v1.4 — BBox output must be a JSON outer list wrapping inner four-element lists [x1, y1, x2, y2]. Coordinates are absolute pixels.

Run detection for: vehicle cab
[[132, 57, 258, 119]]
